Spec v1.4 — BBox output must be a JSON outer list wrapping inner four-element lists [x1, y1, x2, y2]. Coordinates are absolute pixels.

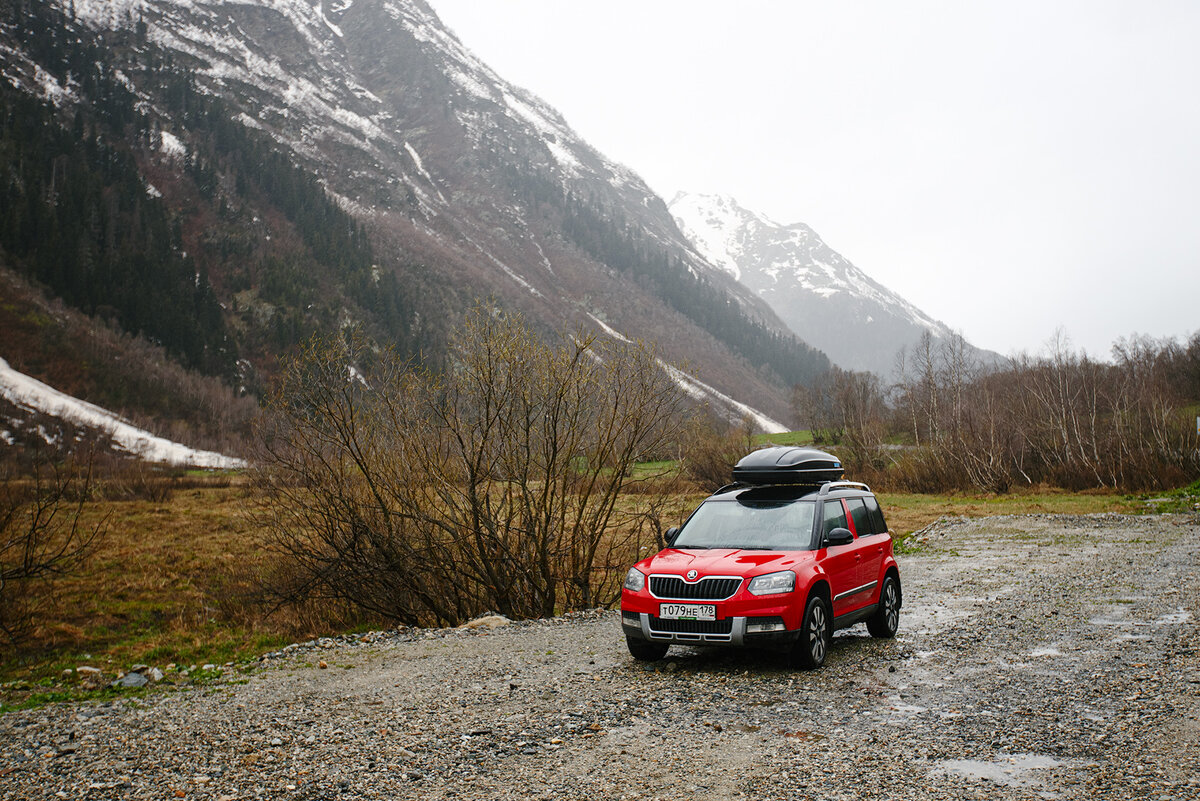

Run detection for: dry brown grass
[[880, 487, 1143, 538], [1, 476, 367, 689]]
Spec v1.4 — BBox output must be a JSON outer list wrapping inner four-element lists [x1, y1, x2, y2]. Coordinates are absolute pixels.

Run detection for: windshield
[[672, 499, 816, 550]]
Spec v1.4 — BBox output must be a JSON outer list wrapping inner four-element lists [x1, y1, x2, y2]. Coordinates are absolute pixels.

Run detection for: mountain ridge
[[669, 191, 994, 376], [0, 0, 836, 448]]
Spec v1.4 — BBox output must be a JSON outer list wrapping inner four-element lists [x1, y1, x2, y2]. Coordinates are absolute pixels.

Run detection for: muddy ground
[[2, 513, 1198, 800]]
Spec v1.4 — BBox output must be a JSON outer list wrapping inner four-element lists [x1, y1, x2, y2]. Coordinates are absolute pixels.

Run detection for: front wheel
[[788, 594, 830, 670], [626, 636, 669, 662], [867, 575, 901, 638]]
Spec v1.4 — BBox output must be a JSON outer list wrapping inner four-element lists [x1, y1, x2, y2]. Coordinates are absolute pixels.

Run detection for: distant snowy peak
[[670, 191, 948, 330], [669, 192, 750, 280], [669, 192, 974, 375]]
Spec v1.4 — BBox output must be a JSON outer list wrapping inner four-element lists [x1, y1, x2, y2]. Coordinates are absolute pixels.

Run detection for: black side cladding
[[731, 446, 844, 485]]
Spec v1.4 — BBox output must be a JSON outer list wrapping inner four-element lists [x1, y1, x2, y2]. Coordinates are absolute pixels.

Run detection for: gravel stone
[[1, 514, 1196, 799]]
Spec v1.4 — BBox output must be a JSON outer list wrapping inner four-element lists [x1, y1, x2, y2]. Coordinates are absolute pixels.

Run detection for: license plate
[[659, 603, 716, 621]]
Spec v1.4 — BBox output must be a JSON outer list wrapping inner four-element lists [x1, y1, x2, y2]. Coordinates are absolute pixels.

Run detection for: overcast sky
[[426, 0, 1199, 359]]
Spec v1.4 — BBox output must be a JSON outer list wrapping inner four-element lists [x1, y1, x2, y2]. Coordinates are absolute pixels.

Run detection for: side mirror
[[665, 526, 680, 546], [824, 527, 854, 547]]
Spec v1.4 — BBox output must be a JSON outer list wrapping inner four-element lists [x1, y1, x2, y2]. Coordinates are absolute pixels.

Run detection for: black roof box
[[732, 446, 844, 485]]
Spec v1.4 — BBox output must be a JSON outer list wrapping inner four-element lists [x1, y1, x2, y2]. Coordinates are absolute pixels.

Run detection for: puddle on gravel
[[1092, 605, 1191, 629], [1089, 605, 1134, 627], [1029, 646, 1062, 658], [880, 695, 927, 723], [934, 754, 1064, 788], [1154, 608, 1192, 626], [900, 602, 977, 635]]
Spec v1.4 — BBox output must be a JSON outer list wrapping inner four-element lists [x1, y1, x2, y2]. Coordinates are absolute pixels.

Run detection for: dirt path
[[2, 513, 1197, 800]]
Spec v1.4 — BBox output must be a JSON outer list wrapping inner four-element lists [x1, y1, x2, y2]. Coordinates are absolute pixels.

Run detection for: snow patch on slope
[[586, 315, 786, 434], [0, 357, 245, 469]]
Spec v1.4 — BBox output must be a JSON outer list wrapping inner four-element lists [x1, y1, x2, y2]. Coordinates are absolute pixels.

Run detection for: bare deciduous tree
[[253, 306, 689, 626], [680, 413, 757, 492]]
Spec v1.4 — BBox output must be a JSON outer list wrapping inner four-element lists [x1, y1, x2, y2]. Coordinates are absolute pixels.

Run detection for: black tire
[[626, 636, 669, 662], [789, 594, 831, 670], [867, 575, 901, 638]]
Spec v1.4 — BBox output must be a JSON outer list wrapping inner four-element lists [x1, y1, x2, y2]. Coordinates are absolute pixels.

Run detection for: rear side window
[[845, 497, 871, 535], [821, 499, 848, 536], [864, 495, 888, 534]]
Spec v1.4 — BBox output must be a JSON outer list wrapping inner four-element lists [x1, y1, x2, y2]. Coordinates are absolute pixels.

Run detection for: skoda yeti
[[620, 447, 901, 669]]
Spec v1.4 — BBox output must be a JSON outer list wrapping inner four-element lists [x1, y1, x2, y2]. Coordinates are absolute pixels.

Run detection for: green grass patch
[[0, 684, 147, 714], [1136, 478, 1200, 513], [752, 430, 814, 447], [629, 460, 681, 479]]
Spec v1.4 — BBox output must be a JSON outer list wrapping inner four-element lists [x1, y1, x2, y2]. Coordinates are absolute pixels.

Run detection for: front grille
[[649, 617, 734, 635], [650, 576, 741, 600]]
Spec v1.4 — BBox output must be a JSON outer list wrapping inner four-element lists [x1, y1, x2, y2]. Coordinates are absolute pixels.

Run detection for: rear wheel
[[626, 636, 669, 662], [789, 594, 830, 670], [867, 575, 900, 638]]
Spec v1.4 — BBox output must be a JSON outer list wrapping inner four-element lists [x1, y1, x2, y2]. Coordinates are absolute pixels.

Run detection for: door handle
[[855, 554, 862, 562]]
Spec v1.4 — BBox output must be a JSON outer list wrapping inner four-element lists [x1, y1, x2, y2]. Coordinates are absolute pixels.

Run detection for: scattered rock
[[459, 614, 511, 630], [111, 672, 148, 689]]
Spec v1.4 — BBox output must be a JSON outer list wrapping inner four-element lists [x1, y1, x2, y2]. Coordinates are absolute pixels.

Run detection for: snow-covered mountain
[[0, 0, 829, 434], [670, 192, 980, 376]]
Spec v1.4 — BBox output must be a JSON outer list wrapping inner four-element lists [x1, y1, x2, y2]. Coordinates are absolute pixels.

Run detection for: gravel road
[[3, 513, 1198, 800]]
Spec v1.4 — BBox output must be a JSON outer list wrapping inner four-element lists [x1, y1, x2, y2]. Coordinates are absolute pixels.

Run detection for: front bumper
[[621, 611, 801, 650]]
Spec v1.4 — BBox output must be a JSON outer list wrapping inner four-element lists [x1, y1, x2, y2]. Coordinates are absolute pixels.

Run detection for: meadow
[[3, 460, 1176, 710]]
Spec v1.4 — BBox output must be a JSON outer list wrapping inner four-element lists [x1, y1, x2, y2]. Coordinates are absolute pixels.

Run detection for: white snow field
[[0, 357, 246, 469]]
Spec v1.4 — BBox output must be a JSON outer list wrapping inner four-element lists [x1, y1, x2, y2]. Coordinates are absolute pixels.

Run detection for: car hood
[[637, 548, 812, 578]]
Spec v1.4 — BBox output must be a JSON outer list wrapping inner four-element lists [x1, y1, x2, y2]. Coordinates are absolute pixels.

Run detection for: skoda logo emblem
[[686, 569, 699, 582]]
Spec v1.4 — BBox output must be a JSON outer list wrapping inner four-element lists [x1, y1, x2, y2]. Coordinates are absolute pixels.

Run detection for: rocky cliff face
[[670, 192, 992, 376], [1, 0, 835, 433]]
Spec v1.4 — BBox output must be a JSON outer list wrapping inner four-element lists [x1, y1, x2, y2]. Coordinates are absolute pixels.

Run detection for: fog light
[[621, 612, 641, 628], [746, 617, 786, 633]]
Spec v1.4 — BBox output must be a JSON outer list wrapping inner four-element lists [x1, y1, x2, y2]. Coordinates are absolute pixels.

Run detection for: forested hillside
[[0, 0, 838, 450], [1, 0, 447, 393]]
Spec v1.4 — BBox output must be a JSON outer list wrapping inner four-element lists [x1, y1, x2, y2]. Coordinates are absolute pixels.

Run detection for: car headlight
[[623, 567, 646, 592], [747, 570, 795, 596]]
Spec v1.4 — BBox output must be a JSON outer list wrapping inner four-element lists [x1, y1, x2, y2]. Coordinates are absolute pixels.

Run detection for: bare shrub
[[792, 374, 844, 445], [93, 458, 179, 502], [0, 456, 107, 643], [679, 413, 756, 492], [889, 330, 1200, 493], [252, 306, 689, 626]]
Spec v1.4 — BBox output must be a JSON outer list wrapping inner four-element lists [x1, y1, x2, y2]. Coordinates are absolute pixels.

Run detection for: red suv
[[621, 447, 901, 669]]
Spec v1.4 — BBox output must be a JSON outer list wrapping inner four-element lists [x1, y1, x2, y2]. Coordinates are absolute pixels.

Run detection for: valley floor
[[2, 513, 1198, 799]]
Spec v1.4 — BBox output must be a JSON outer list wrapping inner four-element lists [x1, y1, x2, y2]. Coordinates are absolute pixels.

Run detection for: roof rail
[[818, 480, 871, 496]]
